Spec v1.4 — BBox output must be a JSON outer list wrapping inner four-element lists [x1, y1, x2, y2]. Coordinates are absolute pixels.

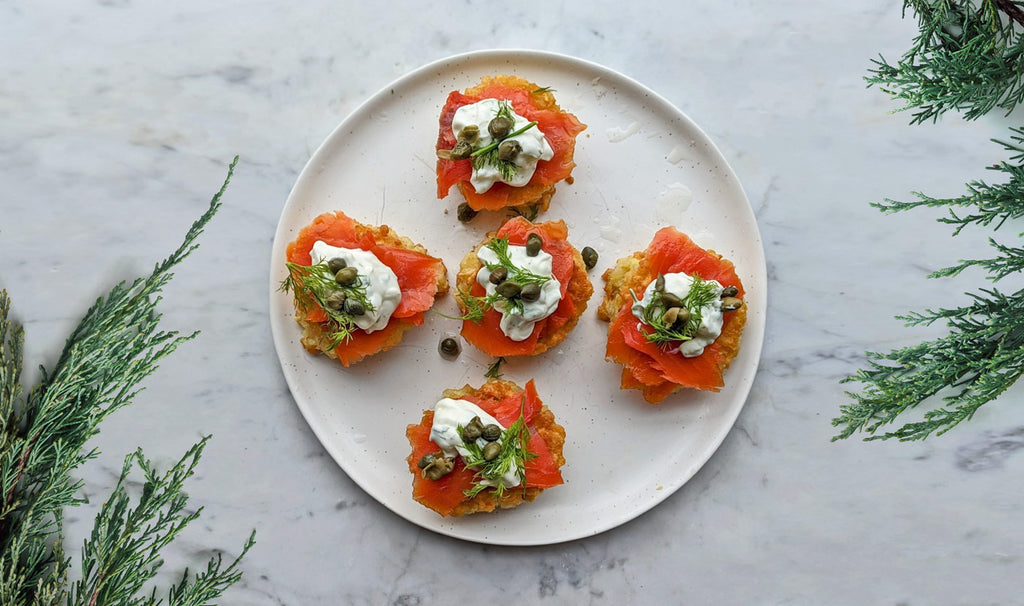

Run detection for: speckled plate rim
[[269, 48, 767, 545]]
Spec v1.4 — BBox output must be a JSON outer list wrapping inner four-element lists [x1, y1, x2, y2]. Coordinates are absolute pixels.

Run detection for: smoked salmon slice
[[436, 76, 586, 212], [599, 227, 747, 403], [285, 211, 448, 366]]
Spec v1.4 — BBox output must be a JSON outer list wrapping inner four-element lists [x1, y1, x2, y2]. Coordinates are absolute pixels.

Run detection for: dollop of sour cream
[[429, 398, 520, 489], [476, 244, 562, 342], [310, 240, 401, 333], [632, 272, 724, 358], [452, 98, 554, 194]]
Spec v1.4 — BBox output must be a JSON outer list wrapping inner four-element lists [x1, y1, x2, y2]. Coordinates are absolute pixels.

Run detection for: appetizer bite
[[436, 75, 586, 218], [406, 379, 566, 517], [597, 227, 747, 403], [455, 216, 593, 357], [282, 211, 448, 366]]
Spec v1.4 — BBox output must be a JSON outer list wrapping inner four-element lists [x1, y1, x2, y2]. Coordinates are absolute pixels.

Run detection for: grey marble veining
[[3, 1, 1024, 604]]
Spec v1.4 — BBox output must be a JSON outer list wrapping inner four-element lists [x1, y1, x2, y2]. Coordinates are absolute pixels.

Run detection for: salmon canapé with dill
[[282, 210, 448, 367]]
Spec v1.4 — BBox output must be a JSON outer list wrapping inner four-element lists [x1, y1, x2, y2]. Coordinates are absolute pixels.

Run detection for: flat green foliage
[[836, 9, 1024, 440], [0, 158, 253, 603]]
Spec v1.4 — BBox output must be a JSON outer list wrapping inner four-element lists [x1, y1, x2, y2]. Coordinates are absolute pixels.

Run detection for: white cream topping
[[310, 240, 401, 333], [451, 98, 554, 194], [428, 398, 520, 489], [632, 272, 724, 358], [476, 244, 562, 342]]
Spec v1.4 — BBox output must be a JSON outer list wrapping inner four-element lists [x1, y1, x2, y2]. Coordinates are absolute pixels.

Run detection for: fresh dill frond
[[451, 237, 553, 323], [635, 274, 718, 346], [532, 86, 555, 94], [484, 357, 506, 379], [280, 260, 375, 346], [458, 396, 536, 499]]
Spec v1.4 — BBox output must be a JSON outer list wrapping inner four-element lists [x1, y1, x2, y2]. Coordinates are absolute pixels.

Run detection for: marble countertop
[[3, 1, 1022, 604]]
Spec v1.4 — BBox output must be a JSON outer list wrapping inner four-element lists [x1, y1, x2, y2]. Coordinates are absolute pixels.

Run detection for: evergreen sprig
[[837, 3, 1024, 440], [0, 157, 252, 602], [867, 0, 1024, 124]]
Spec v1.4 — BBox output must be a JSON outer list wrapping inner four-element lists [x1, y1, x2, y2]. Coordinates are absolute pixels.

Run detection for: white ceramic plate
[[269, 49, 766, 545]]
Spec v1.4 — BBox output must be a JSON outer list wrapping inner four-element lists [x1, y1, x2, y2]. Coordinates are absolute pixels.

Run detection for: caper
[[457, 202, 478, 223], [449, 140, 474, 160], [488, 115, 513, 139], [422, 455, 455, 480], [661, 292, 684, 309], [581, 246, 598, 270], [343, 298, 366, 317], [662, 306, 682, 327], [721, 285, 739, 298], [334, 266, 358, 286], [327, 257, 347, 274], [417, 452, 437, 469], [488, 266, 508, 285], [721, 297, 743, 311], [675, 307, 691, 324], [495, 280, 521, 299], [482, 441, 501, 461], [325, 290, 347, 311], [525, 233, 543, 256], [462, 416, 484, 442], [481, 424, 502, 442], [520, 282, 541, 303], [459, 124, 479, 143], [439, 337, 460, 358], [655, 274, 666, 293], [497, 139, 522, 162]]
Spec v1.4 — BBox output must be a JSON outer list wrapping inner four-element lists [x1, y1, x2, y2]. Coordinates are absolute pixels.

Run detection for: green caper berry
[[439, 337, 460, 358], [417, 453, 437, 469], [448, 140, 474, 160], [327, 257, 347, 274], [498, 139, 522, 162], [422, 455, 454, 480], [334, 266, 358, 286], [520, 282, 541, 303], [488, 266, 508, 285], [660, 292, 684, 309], [462, 416, 484, 442], [459, 124, 479, 143], [655, 274, 666, 293], [581, 246, 598, 270], [721, 285, 739, 298], [482, 441, 501, 461], [661, 306, 681, 327], [488, 115, 513, 139], [343, 298, 366, 317], [481, 424, 502, 442], [721, 297, 743, 311], [325, 290, 347, 311], [495, 281, 522, 299], [457, 202, 478, 223], [525, 233, 543, 257]]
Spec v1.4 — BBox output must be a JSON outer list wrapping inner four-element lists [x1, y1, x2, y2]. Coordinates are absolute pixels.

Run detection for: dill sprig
[[634, 274, 718, 346], [0, 157, 253, 603], [484, 357, 506, 379], [470, 101, 539, 181], [458, 397, 536, 499], [280, 260, 375, 346], [456, 236, 551, 322]]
